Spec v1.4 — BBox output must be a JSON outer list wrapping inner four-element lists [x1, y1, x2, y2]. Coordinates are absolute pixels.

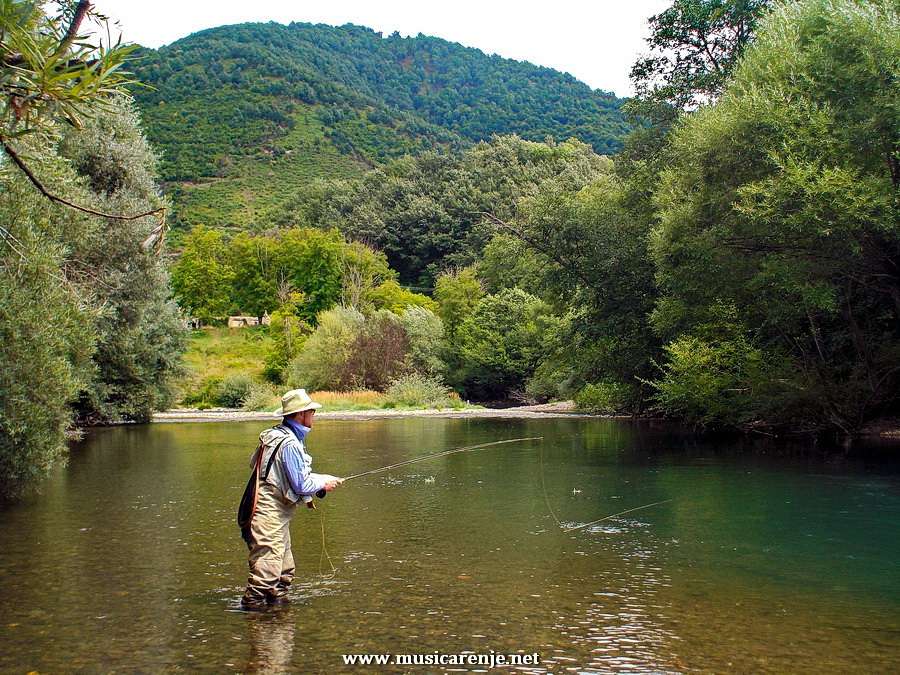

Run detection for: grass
[[240, 387, 472, 412], [179, 326, 273, 404]]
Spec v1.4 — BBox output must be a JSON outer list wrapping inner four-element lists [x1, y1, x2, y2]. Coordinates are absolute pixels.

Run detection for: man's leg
[[242, 487, 288, 609], [270, 523, 295, 604]]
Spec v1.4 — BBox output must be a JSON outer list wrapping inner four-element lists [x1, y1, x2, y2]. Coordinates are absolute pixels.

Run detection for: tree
[[434, 266, 483, 339], [59, 95, 186, 423], [651, 0, 900, 430], [0, 1, 146, 218], [171, 226, 234, 322], [368, 279, 437, 313], [630, 0, 774, 110], [0, 142, 95, 499], [0, 2, 178, 497], [456, 288, 559, 400]]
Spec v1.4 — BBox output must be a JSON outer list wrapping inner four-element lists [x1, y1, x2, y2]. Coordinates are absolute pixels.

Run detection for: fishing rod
[[311, 436, 542, 499], [340, 436, 544, 482]]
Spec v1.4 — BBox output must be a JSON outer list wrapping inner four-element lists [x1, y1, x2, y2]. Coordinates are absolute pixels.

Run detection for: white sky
[[90, 1, 671, 97]]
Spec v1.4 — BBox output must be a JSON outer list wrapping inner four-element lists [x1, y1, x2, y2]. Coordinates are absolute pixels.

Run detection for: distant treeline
[[180, 0, 898, 434], [129, 21, 629, 181]]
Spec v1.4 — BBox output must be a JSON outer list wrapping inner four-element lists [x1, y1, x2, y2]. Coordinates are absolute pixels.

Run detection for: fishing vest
[[252, 425, 309, 505]]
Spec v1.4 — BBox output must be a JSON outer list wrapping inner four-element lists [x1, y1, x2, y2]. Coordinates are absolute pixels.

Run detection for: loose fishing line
[[313, 435, 671, 579], [312, 436, 543, 578], [538, 441, 670, 532]]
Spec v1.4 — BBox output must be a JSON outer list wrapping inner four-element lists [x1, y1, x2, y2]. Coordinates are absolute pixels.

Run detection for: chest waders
[[238, 436, 289, 544]]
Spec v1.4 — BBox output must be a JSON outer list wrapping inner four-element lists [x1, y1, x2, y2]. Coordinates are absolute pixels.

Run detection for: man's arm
[[281, 442, 328, 497]]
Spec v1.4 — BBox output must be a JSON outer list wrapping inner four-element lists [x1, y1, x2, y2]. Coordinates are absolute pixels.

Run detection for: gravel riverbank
[[151, 401, 596, 423]]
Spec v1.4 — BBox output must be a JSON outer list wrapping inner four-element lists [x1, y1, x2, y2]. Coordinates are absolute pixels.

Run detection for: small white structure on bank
[[228, 315, 259, 328], [227, 312, 272, 328]]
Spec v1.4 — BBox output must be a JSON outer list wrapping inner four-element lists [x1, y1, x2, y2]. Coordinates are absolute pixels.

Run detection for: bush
[[400, 306, 446, 378], [456, 288, 560, 400], [216, 373, 255, 408], [180, 377, 222, 408], [341, 310, 410, 390], [575, 381, 630, 414], [648, 333, 799, 428], [384, 374, 461, 408], [286, 306, 364, 390], [242, 381, 279, 411]]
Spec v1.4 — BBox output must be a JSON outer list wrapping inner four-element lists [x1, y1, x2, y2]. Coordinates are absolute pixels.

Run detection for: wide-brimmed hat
[[274, 388, 322, 417]]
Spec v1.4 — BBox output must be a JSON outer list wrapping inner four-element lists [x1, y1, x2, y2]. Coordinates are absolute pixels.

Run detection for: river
[[0, 417, 898, 672]]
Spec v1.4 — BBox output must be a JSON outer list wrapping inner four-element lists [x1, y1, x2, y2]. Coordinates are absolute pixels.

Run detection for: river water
[[0, 417, 898, 672]]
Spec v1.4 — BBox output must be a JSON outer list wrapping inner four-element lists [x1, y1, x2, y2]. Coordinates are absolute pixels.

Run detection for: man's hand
[[324, 477, 344, 492]]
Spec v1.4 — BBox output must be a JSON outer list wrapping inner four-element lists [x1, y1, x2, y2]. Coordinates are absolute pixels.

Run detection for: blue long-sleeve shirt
[[281, 418, 328, 499]]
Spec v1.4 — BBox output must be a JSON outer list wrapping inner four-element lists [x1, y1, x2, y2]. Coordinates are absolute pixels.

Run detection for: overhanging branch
[[1, 136, 165, 223]]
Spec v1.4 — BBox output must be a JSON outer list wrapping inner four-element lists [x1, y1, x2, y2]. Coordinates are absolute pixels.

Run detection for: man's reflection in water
[[245, 608, 296, 673]]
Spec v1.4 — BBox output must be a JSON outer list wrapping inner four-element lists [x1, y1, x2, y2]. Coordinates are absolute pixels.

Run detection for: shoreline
[[151, 401, 610, 423], [146, 406, 900, 438]]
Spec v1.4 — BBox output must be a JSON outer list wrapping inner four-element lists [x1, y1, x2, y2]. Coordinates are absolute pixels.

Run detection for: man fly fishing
[[239, 389, 343, 610]]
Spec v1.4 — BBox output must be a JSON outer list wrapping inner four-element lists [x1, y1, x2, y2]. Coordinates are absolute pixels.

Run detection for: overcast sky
[[90, 1, 671, 97]]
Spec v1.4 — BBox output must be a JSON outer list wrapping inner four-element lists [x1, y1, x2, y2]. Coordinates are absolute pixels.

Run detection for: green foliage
[[128, 20, 628, 183], [58, 96, 187, 423], [399, 306, 446, 379], [509, 164, 660, 410], [0, 1, 184, 496], [286, 304, 449, 392], [648, 332, 803, 428], [261, 135, 609, 282], [180, 377, 218, 408], [216, 373, 255, 408], [456, 288, 560, 400], [368, 280, 437, 313], [0, 141, 95, 499], [575, 381, 631, 414], [172, 226, 380, 324], [263, 293, 312, 384], [384, 373, 460, 409], [286, 306, 365, 391], [434, 266, 484, 338], [241, 381, 279, 411], [630, 0, 774, 110], [170, 226, 234, 322], [0, 0, 137, 138], [650, 0, 900, 430], [477, 233, 546, 296]]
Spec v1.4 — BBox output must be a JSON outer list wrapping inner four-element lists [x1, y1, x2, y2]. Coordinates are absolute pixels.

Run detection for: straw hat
[[274, 388, 322, 417]]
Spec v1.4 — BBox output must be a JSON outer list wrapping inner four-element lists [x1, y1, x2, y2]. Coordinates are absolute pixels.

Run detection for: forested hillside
[[129, 22, 629, 231]]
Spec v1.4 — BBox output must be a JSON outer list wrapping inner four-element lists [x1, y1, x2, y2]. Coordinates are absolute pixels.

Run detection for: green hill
[[130, 22, 630, 232]]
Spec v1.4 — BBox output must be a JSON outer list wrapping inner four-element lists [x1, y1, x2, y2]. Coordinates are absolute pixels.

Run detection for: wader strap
[[262, 436, 290, 481]]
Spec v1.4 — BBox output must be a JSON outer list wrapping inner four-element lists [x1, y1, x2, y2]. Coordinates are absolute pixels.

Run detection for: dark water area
[[0, 417, 898, 672]]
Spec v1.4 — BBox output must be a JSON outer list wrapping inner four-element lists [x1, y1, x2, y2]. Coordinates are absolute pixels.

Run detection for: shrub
[[341, 310, 410, 390], [456, 288, 560, 400], [385, 374, 461, 408], [180, 377, 222, 408], [286, 306, 364, 390], [575, 381, 630, 414], [400, 306, 446, 378], [216, 373, 255, 408], [648, 333, 800, 427], [242, 381, 279, 411]]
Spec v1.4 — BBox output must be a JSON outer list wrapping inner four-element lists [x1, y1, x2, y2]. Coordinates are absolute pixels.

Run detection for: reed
[[309, 390, 387, 409]]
